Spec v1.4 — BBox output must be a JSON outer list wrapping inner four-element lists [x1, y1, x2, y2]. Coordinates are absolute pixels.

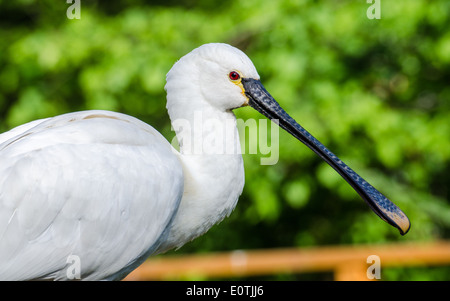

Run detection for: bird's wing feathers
[[0, 110, 183, 280]]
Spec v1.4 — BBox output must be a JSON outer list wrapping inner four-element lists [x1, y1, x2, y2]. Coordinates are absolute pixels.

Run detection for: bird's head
[[166, 43, 260, 111]]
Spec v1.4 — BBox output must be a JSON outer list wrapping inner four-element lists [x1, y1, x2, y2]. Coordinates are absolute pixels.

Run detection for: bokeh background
[[0, 0, 449, 280]]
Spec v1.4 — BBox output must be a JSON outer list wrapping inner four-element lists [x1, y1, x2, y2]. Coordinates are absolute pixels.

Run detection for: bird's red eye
[[229, 71, 240, 81]]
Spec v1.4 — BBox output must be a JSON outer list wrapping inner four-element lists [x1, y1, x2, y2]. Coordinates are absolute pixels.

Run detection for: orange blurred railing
[[124, 241, 450, 281]]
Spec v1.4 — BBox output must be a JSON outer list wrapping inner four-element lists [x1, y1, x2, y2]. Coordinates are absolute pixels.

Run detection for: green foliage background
[[0, 0, 449, 280]]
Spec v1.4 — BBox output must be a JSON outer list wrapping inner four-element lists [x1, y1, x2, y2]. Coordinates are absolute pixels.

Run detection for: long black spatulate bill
[[242, 78, 410, 235]]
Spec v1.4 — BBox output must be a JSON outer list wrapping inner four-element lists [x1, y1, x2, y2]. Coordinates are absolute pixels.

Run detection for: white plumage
[[0, 43, 254, 280], [0, 111, 184, 280], [0, 42, 410, 280]]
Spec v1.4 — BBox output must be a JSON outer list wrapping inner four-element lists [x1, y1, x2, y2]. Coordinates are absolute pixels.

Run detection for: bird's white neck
[[156, 85, 245, 253]]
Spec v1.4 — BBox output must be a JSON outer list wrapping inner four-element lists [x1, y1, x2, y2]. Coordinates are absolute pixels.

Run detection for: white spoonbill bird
[[0, 43, 410, 280]]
